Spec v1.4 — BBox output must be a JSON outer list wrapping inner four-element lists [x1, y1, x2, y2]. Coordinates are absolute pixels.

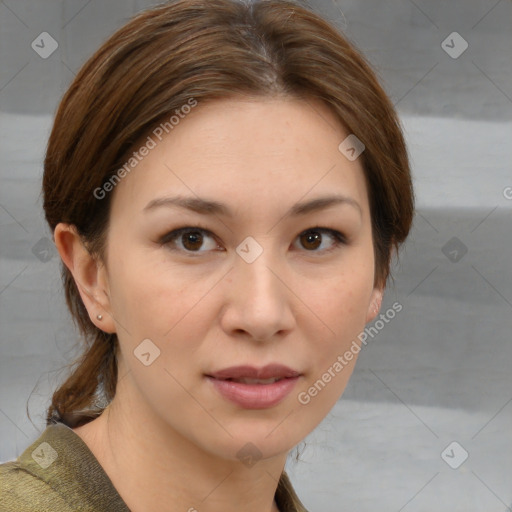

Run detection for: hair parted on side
[[41, 0, 413, 491]]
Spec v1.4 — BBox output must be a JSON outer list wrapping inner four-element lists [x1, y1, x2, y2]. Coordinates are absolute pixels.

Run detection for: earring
[[97, 314, 103, 320]]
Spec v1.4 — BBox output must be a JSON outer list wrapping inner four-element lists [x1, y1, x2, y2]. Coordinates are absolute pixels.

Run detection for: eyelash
[[158, 225, 347, 256]]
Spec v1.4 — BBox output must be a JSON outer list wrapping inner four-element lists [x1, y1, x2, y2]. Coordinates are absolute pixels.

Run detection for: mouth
[[205, 365, 302, 409], [206, 364, 301, 381], [221, 377, 285, 384]]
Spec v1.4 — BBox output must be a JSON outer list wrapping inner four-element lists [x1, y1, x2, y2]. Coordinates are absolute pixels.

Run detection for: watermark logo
[[31, 32, 58, 59], [134, 338, 161, 366], [442, 236, 468, 263], [338, 134, 365, 161], [236, 236, 264, 264], [32, 236, 56, 262], [236, 442, 263, 468], [441, 441, 468, 469], [441, 32, 468, 59], [32, 442, 58, 469]]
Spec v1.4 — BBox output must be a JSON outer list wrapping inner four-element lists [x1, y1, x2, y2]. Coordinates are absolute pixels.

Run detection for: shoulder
[[0, 459, 72, 512], [0, 422, 129, 512]]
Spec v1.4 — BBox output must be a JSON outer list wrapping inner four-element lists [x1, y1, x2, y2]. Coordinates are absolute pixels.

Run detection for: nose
[[219, 247, 296, 342]]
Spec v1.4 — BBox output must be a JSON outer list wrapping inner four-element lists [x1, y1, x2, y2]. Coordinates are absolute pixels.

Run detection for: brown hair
[[41, 0, 413, 508]]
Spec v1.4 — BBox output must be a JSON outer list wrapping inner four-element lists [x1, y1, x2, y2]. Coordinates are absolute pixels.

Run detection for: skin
[[54, 96, 383, 512]]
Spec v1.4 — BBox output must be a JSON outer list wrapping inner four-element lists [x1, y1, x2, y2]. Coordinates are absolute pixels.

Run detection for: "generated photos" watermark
[[93, 98, 198, 200], [297, 301, 402, 405]]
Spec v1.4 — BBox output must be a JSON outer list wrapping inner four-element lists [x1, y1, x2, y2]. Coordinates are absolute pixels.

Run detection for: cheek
[[299, 260, 374, 392], [107, 250, 217, 359], [108, 245, 171, 314], [307, 262, 374, 335], [312, 291, 367, 375]]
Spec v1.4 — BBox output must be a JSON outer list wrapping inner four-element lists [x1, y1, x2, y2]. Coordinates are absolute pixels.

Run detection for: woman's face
[[98, 96, 382, 461]]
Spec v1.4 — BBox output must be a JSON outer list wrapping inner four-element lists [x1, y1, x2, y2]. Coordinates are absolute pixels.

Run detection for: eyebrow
[[143, 194, 362, 217]]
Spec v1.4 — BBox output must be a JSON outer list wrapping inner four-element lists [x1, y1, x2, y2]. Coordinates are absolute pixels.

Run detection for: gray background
[[1, 0, 511, 511]]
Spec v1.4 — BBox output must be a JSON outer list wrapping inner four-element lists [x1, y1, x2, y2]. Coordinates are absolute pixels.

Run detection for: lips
[[205, 365, 301, 409]]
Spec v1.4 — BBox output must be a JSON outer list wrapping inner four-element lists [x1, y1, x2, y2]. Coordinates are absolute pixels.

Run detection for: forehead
[[109, 96, 370, 220]]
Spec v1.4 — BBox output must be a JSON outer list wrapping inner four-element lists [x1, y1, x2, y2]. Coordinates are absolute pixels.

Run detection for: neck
[[73, 369, 285, 512]]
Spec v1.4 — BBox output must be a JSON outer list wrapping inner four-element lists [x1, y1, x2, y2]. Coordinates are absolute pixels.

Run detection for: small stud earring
[[97, 314, 103, 320]]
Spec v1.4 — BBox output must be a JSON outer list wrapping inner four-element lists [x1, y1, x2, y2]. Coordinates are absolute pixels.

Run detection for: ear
[[366, 285, 384, 324], [53, 223, 116, 334]]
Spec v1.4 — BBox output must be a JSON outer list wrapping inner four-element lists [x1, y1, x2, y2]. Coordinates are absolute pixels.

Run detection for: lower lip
[[207, 376, 300, 409]]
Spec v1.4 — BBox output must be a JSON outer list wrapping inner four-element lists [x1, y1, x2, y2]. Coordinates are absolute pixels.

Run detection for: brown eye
[[160, 227, 220, 253], [181, 231, 204, 251], [294, 228, 346, 253], [300, 231, 322, 250]]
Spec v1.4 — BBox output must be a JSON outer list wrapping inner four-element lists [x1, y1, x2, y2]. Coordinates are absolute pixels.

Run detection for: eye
[[293, 227, 346, 253], [159, 226, 346, 255], [159, 227, 221, 254]]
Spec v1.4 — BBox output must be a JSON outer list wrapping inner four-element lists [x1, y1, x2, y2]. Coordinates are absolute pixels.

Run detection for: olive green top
[[0, 422, 308, 511]]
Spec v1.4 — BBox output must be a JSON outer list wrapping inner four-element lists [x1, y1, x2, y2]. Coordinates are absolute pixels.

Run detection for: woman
[[0, 0, 414, 510]]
